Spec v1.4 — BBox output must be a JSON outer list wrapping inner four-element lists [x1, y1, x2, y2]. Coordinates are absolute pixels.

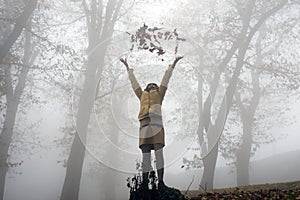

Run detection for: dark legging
[[140, 144, 164, 182]]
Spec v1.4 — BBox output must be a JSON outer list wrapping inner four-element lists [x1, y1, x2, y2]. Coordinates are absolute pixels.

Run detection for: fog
[[1, 0, 300, 200]]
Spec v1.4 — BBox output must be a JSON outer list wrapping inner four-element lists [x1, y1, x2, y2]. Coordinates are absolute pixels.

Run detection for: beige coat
[[127, 65, 174, 149]]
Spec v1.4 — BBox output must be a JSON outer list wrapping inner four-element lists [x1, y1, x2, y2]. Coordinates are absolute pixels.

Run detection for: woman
[[120, 56, 183, 191]]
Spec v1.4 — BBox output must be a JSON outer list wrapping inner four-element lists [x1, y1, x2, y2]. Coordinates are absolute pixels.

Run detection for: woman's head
[[145, 83, 158, 91]]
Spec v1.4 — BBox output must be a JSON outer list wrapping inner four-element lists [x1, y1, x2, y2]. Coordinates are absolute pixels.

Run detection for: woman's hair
[[145, 83, 158, 91]]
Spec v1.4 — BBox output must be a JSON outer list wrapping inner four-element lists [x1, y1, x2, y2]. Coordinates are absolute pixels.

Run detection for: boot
[[158, 180, 165, 192], [140, 180, 149, 191]]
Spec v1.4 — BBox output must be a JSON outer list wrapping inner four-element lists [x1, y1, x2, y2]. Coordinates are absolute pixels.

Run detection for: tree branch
[[0, 0, 37, 64], [245, 0, 288, 46]]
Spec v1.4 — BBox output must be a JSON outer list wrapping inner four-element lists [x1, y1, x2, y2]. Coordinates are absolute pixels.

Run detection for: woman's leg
[[154, 144, 164, 182], [140, 144, 151, 182]]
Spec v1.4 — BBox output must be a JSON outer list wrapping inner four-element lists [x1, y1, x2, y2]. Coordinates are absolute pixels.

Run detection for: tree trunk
[[0, 22, 33, 199], [235, 25, 263, 185], [60, 54, 99, 200], [200, 44, 248, 190], [60, 1, 123, 198], [233, 0, 288, 187], [200, 138, 218, 190], [197, 3, 253, 186], [0, 101, 18, 199], [235, 70, 261, 186], [60, 29, 113, 200], [236, 120, 253, 186]]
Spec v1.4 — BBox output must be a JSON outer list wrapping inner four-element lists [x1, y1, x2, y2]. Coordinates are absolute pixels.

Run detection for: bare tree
[[224, 6, 300, 186], [0, 23, 37, 200], [0, 1, 38, 198], [197, 0, 288, 189], [60, 0, 124, 199]]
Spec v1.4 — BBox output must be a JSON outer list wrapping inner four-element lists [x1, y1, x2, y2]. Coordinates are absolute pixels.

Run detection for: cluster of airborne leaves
[[128, 24, 186, 56]]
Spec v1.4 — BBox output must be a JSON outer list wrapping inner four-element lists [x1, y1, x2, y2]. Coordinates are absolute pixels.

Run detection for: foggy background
[[0, 0, 300, 200]]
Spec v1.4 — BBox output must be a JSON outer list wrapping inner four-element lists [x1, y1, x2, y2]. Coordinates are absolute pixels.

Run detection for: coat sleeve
[[127, 69, 142, 99], [159, 64, 175, 100]]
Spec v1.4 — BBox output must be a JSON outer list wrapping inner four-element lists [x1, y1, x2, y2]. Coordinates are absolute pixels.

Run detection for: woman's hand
[[172, 56, 183, 67], [120, 58, 129, 70]]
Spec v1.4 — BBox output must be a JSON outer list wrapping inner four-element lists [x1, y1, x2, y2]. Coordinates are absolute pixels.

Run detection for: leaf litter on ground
[[185, 180, 300, 200]]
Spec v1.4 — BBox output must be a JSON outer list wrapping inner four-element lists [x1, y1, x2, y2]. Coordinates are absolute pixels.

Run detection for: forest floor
[[184, 180, 300, 199]]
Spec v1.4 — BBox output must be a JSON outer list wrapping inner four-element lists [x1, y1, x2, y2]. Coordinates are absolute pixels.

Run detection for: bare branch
[[0, 0, 38, 64]]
